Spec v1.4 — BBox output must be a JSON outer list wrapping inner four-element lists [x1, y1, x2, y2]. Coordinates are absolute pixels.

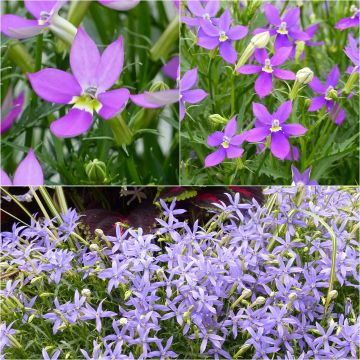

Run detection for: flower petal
[[28, 69, 82, 104], [236, 65, 262, 74], [163, 56, 179, 81], [288, 28, 311, 41], [197, 33, 219, 50], [207, 131, 224, 147], [24, 0, 58, 18], [50, 108, 93, 138], [182, 89, 208, 104], [181, 68, 198, 91], [70, 28, 101, 90], [227, 25, 248, 41], [308, 96, 326, 111], [224, 116, 237, 137], [1, 92, 24, 134], [201, 21, 220, 37], [96, 36, 124, 93], [180, 101, 185, 122], [98, 88, 130, 119], [282, 123, 307, 136], [243, 126, 269, 142], [205, 147, 226, 167], [1, 15, 45, 39], [219, 8, 232, 32], [230, 134, 245, 146], [0, 169, 12, 186], [254, 48, 268, 65], [226, 145, 244, 159], [131, 90, 179, 108], [309, 77, 326, 93], [13, 149, 44, 185], [271, 46, 292, 66], [273, 68, 296, 80], [283, 7, 300, 27], [274, 34, 292, 49], [273, 100, 292, 123], [187, 1, 205, 16], [270, 131, 290, 160], [205, 0, 220, 16], [98, 0, 140, 11], [335, 17, 359, 30], [252, 102, 273, 125], [264, 3, 281, 26], [219, 41, 237, 64], [255, 72, 272, 98], [325, 65, 340, 88]]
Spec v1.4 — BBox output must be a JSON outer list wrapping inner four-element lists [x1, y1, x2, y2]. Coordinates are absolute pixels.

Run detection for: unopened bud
[[251, 31, 270, 48], [94, 229, 104, 237], [149, 81, 169, 93], [124, 290, 132, 300], [183, 305, 194, 322], [81, 288, 91, 297], [209, 114, 228, 126], [89, 243, 99, 251], [295, 41, 305, 62], [296, 67, 314, 84], [251, 296, 266, 307], [85, 159, 107, 183], [329, 290, 338, 299], [288, 293, 297, 301], [119, 317, 128, 325]]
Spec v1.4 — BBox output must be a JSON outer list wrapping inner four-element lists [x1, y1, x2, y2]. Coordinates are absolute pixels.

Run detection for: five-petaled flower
[[243, 101, 307, 160], [182, 0, 220, 27], [236, 47, 295, 98], [28, 28, 130, 138], [205, 116, 244, 168], [80, 300, 117, 332]]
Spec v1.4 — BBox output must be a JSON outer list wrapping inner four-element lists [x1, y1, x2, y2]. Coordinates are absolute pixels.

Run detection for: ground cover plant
[[1, 0, 179, 185], [0, 185, 359, 359], [180, 0, 359, 185]]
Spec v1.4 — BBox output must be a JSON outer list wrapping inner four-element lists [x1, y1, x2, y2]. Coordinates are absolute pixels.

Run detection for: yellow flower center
[[262, 59, 273, 73], [219, 31, 228, 42], [221, 136, 230, 148], [277, 22, 288, 35], [270, 119, 282, 132], [71, 92, 102, 114]]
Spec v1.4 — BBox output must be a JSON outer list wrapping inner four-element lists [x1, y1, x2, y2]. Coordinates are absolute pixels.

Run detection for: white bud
[[251, 31, 270, 48], [296, 67, 314, 84], [241, 288, 252, 299], [288, 292, 297, 301], [89, 244, 99, 251], [81, 288, 91, 297], [329, 290, 338, 300], [252, 296, 266, 306], [119, 317, 128, 325]]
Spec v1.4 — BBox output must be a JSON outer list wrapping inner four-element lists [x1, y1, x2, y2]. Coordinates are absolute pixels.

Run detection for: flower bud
[[89, 243, 99, 252], [81, 288, 91, 297], [251, 31, 271, 48], [304, 98, 311, 108], [288, 293, 297, 301], [241, 288, 252, 299], [94, 228, 104, 237], [296, 67, 314, 84], [149, 81, 169, 93], [119, 317, 128, 325], [124, 290, 132, 300], [329, 290, 338, 299], [85, 159, 107, 183], [183, 305, 194, 322], [251, 296, 266, 307], [209, 114, 228, 126]]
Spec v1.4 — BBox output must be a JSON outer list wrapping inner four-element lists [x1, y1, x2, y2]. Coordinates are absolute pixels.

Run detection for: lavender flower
[[182, 0, 220, 27], [42, 348, 61, 360], [80, 300, 117, 332], [291, 165, 318, 185]]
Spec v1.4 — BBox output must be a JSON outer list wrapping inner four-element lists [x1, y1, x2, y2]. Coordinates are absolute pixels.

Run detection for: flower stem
[[6, 41, 34, 73], [35, 34, 43, 71], [68, 0, 92, 27]]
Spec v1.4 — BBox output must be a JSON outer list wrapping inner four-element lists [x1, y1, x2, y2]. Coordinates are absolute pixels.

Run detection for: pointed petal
[[283, 7, 300, 27], [291, 165, 302, 183], [224, 117, 237, 137], [335, 17, 359, 30], [70, 28, 100, 90], [264, 3, 281, 26], [197, 34, 219, 50], [182, 89, 208, 104], [207, 131, 224, 147], [50, 108, 93, 138], [243, 126, 269, 142], [308, 96, 326, 111], [226, 145, 244, 159], [271, 46, 292, 66], [273, 100, 292, 123], [230, 134, 245, 146], [255, 72, 272, 98], [181, 68, 198, 91], [270, 132, 290, 160], [96, 36, 124, 93], [28, 69, 81, 104], [1, 15, 45, 39], [162, 56, 179, 81], [13, 149, 44, 185], [236, 65, 262, 74], [282, 123, 307, 136], [187, 1, 205, 16], [219, 41, 237, 64], [288, 28, 311, 41], [201, 21, 220, 37], [0, 169, 12, 186], [98, 88, 130, 119], [180, 101, 185, 121], [325, 65, 340, 88], [131, 90, 179, 108], [205, 147, 226, 167], [205, 0, 220, 16], [227, 25, 248, 41], [273, 68, 296, 80], [254, 48, 268, 65], [219, 8, 232, 32], [252, 102, 273, 125], [309, 77, 326, 93]]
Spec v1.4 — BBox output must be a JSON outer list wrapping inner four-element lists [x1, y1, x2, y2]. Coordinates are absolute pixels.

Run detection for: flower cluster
[[1, 187, 359, 359]]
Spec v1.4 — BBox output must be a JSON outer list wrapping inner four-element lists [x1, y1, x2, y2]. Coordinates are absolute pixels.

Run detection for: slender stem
[[35, 34, 43, 71], [254, 148, 269, 180]]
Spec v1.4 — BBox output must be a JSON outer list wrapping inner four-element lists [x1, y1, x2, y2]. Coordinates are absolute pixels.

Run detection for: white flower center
[[38, 11, 50, 25], [221, 136, 230, 148], [270, 119, 282, 132], [219, 31, 228, 42], [203, 13, 210, 20], [262, 58, 273, 73], [277, 21, 288, 35]]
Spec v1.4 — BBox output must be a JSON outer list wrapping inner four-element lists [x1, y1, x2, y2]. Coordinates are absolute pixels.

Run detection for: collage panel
[[0, 185, 359, 359], [180, 0, 359, 185], [1, 0, 179, 185]]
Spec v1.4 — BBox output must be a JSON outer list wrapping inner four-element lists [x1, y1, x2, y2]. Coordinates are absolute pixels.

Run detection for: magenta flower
[[243, 101, 307, 160], [255, 3, 310, 49], [1, 0, 64, 39], [180, 68, 208, 121], [182, 0, 220, 27], [291, 165, 318, 185], [308, 65, 346, 125], [28, 28, 130, 138], [97, 0, 140, 11], [1, 90, 24, 134], [198, 9, 248, 64], [162, 56, 180, 81], [205, 116, 244, 168], [236, 47, 295, 98], [335, 6, 360, 30], [1, 149, 44, 186]]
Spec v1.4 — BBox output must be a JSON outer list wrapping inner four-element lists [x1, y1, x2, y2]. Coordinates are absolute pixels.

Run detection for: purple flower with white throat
[[1, 90, 24, 134], [28, 28, 130, 138], [237, 47, 295, 98], [1, 148, 44, 186], [243, 101, 307, 160], [205, 116, 244, 168], [256, 3, 310, 49], [291, 165, 318, 185], [97, 0, 140, 11], [308, 65, 346, 125], [180, 68, 208, 121], [198, 8, 248, 64], [335, 5, 360, 30], [182, 0, 220, 27], [1, 0, 65, 39]]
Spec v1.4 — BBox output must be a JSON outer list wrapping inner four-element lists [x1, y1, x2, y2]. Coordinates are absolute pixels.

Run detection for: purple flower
[[1, 1, 64, 39], [335, 5, 360, 30], [28, 28, 130, 138], [257, 3, 310, 49], [43, 249, 74, 284], [1, 148, 44, 186], [97, 0, 141, 11], [182, 0, 220, 27], [344, 34, 359, 73], [130, 90, 179, 109], [179, 68, 208, 121], [147, 336, 177, 359], [237, 47, 295, 98], [291, 165, 318, 185], [0, 322, 16, 352], [308, 65, 346, 125], [42, 348, 61, 360], [1, 90, 24, 134], [204, 116, 244, 167], [243, 101, 307, 160], [198, 9, 248, 64], [80, 300, 117, 332], [162, 56, 180, 81]]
